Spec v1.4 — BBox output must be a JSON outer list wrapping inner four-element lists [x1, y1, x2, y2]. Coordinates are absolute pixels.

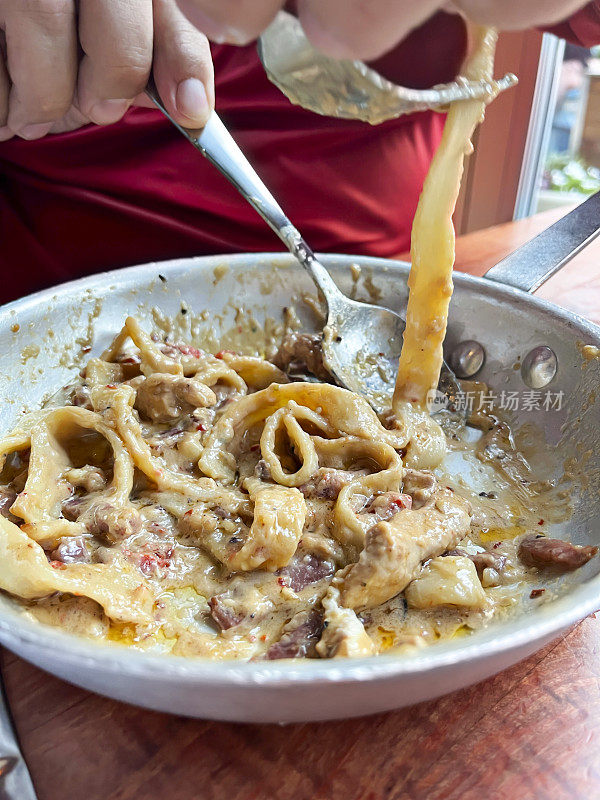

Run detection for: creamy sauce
[[0, 318, 575, 660]]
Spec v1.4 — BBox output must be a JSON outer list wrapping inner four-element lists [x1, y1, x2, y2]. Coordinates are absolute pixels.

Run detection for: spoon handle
[[145, 83, 344, 310]]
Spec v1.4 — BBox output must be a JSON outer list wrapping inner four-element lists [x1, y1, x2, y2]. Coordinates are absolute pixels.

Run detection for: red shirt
[[0, 8, 598, 305]]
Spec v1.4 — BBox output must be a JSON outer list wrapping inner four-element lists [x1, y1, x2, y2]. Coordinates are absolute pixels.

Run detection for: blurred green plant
[[542, 154, 600, 194]]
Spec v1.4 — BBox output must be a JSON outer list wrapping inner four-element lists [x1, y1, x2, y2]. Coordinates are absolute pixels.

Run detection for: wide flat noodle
[[11, 406, 134, 545], [200, 382, 408, 484], [0, 516, 153, 623], [228, 483, 307, 571], [394, 26, 498, 408]]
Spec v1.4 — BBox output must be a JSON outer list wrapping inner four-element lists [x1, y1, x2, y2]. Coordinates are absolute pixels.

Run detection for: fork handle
[[145, 82, 344, 310]]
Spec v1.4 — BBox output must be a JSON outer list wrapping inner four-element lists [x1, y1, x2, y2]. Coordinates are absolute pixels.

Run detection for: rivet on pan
[[449, 340, 485, 379], [521, 346, 558, 389]]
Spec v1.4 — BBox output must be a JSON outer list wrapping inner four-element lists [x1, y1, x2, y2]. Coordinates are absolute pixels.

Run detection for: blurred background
[[455, 30, 600, 232]]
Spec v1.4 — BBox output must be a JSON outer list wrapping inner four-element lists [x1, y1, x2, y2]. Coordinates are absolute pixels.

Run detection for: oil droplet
[[479, 525, 526, 543]]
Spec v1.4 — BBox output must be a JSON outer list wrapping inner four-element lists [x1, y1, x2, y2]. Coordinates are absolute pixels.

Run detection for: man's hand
[[176, 0, 591, 61], [0, 0, 214, 141]]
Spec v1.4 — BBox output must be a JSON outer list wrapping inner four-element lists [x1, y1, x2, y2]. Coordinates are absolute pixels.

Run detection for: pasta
[[0, 315, 590, 660], [0, 29, 595, 660]]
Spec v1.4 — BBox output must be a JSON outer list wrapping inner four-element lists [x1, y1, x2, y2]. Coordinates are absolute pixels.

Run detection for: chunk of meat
[[518, 536, 598, 571], [300, 468, 356, 501], [254, 459, 272, 481], [402, 469, 436, 509], [266, 610, 324, 659], [0, 486, 18, 522], [61, 495, 88, 522], [50, 536, 91, 564], [278, 552, 335, 591], [273, 333, 331, 381], [114, 351, 142, 379], [208, 594, 244, 630], [363, 492, 412, 520], [317, 587, 376, 658], [339, 488, 472, 610], [446, 548, 507, 580], [131, 544, 175, 577], [134, 373, 216, 423], [84, 503, 142, 543], [71, 384, 93, 409], [469, 550, 507, 579]]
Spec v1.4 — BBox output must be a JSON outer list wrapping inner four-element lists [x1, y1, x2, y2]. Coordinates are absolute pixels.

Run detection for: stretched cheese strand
[[393, 27, 499, 409]]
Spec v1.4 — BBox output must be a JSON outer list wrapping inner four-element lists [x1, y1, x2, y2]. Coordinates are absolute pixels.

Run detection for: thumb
[[151, 0, 215, 128]]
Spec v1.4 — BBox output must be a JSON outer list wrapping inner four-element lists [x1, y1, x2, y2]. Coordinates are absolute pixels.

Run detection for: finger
[[453, 0, 589, 29], [298, 0, 441, 62], [77, 0, 153, 125], [176, 0, 283, 45], [153, 0, 214, 128], [2, 0, 77, 139], [47, 102, 89, 134]]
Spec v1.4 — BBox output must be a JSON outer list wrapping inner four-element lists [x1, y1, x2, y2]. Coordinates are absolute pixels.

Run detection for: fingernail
[[17, 123, 52, 140], [88, 99, 130, 125], [176, 78, 209, 126]]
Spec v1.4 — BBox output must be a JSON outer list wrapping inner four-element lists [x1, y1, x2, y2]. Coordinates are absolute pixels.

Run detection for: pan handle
[[482, 190, 600, 293]]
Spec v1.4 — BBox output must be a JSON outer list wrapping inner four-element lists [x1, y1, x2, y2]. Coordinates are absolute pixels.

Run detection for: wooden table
[[2, 209, 600, 800]]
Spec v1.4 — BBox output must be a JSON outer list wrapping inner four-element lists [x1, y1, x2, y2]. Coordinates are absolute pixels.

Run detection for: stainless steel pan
[[0, 243, 598, 723]]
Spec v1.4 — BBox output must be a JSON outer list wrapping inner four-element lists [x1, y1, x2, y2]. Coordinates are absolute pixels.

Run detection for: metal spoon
[[146, 82, 461, 412], [258, 10, 517, 125]]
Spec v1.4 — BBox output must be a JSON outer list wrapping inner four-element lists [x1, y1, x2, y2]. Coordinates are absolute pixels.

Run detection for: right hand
[[0, 0, 214, 142], [176, 0, 591, 61]]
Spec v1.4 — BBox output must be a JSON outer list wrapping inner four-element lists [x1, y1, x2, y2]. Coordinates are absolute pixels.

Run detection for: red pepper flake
[[215, 349, 236, 359], [389, 497, 412, 513], [538, 519, 544, 525], [277, 577, 287, 586], [105, 383, 117, 389], [196, 423, 207, 432], [184, 509, 193, 517], [492, 541, 502, 549], [49, 560, 66, 570], [260, 634, 267, 641], [174, 343, 201, 358], [530, 588, 545, 599], [81, 345, 91, 353]]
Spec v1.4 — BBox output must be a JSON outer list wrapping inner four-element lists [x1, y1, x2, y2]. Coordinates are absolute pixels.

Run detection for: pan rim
[[0, 251, 598, 687]]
